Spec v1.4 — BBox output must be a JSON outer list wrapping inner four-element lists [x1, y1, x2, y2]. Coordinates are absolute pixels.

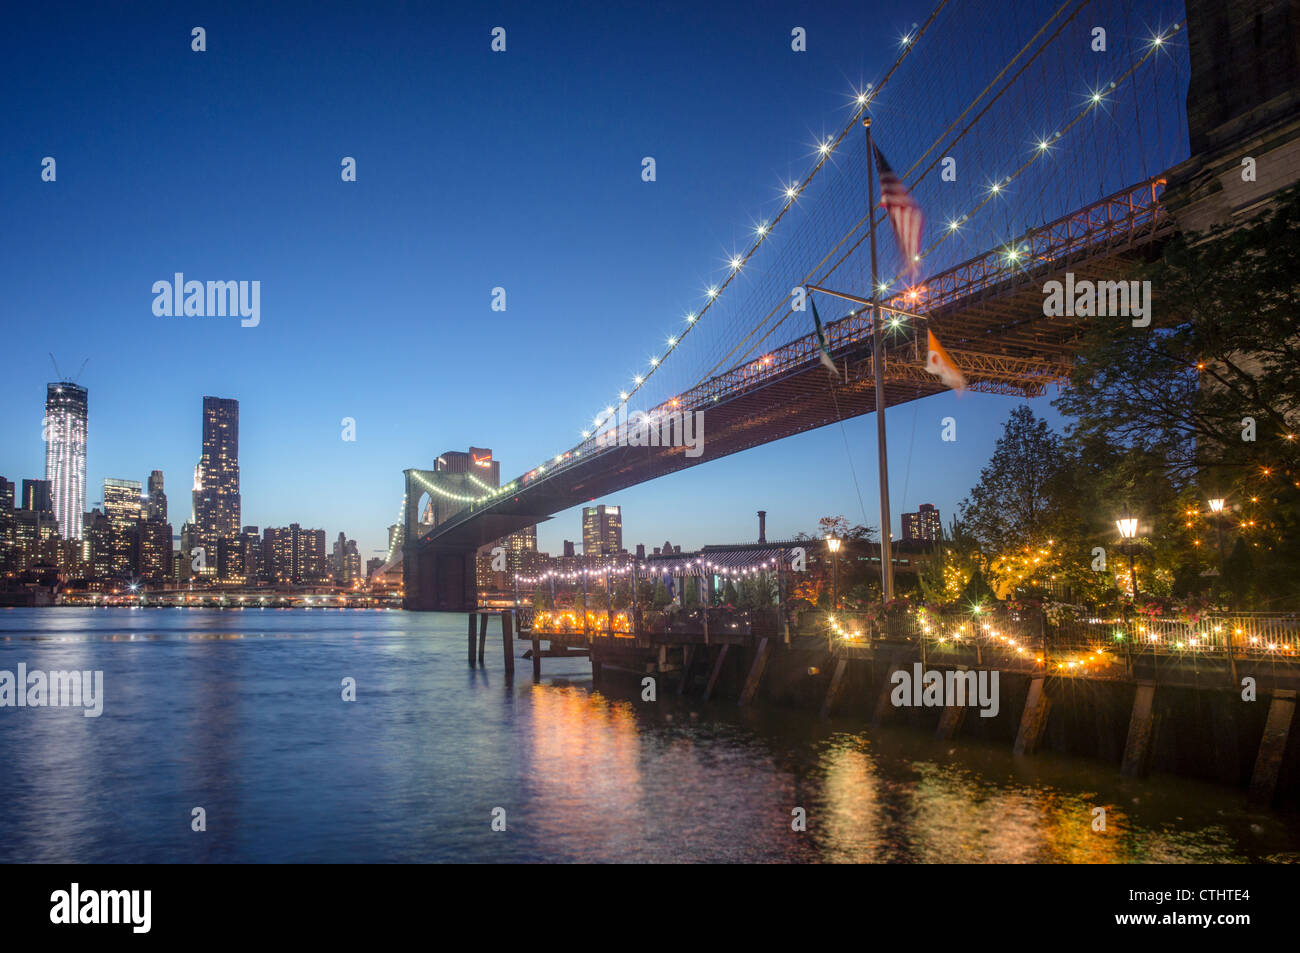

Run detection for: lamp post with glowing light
[[1116, 515, 1140, 599], [1208, 497, 1227, 565], [826, 537, 842, 610]]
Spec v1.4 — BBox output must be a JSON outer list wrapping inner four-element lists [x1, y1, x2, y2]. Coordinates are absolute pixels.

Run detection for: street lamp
[[1116, 515, 1139, 598], [826, 537, 842, 610], [1208, 498, 1228, 564]]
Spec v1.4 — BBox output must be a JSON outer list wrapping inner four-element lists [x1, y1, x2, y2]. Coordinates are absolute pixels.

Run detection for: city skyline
[[5, 374, 1040, 561], [0, 0, 1147, 562]]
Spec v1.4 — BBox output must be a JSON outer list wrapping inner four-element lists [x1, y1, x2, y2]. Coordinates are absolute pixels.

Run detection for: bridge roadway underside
[[405, 212, 1167, 610]]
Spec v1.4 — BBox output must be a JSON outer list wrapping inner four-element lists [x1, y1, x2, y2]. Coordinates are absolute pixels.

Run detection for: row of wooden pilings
[[468, 610, 1296, 807], [821, 651, 1298, 808]]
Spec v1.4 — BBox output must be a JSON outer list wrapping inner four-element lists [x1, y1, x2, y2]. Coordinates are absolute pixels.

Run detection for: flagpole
[[863, 115, 895, 603]]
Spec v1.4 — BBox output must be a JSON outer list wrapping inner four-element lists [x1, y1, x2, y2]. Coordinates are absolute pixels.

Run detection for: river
[[1, 608, 1296, 863]]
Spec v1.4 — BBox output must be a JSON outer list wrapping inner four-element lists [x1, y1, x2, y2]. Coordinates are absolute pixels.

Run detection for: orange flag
[[925, 329, 967, 392]]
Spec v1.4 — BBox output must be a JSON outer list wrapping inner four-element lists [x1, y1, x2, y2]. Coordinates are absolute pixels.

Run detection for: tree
[[681, 576, 702, 609], [1053, 184, 1300, 606], [960, 405, 1069, 554], [651, 579, 671, 609], [917, 517, 984, 605], [1054, 184, 1300, 480]]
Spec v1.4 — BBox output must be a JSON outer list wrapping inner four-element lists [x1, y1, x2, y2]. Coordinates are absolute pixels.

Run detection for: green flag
[[810, 294, 840, 379]]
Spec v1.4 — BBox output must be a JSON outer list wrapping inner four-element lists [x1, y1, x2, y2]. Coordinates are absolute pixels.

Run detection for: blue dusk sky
[[0, 1, 1190, 558]]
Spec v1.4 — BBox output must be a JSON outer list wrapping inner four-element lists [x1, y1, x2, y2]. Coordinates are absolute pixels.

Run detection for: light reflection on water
[[0, 608, 1295, 863]]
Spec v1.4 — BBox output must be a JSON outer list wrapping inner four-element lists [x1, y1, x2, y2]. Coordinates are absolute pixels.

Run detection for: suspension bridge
[[392, 0, 1300, 611]]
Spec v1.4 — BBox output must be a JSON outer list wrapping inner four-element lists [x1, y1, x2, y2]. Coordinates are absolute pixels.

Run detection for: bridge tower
[[1165, 0, 1300, 230], [401, 467, 478, 612]]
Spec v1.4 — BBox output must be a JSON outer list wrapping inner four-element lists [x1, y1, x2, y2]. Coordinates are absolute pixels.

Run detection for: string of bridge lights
[[393, 20, 1186, 529], [537, 17, 948, 475], [513, 556, 783, 586], [533, 23, 1183, 498], [408, 470, 521, 507], [687, 21, 1185, 391]]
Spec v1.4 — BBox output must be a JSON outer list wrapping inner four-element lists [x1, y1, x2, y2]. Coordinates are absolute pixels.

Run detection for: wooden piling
[[738, 638, 771, 707], [478, 613, 488, 664], [1013, 676, 1051, 756], [936, 700, 968, 740], [678, 645, 697, 696], [871, 659, 898, 729], [703, 644, 730, 701], [501, 611, 515, 676], [532, 630, 542, 681], [1120, 681, 1157, 777], [1248, 689, 1296, 806], [467, 612, 477, 667], [821, 658, 849, 719]]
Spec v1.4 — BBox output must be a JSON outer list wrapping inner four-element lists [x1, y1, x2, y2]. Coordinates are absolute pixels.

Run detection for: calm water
[[0, 607, 1296, 863]]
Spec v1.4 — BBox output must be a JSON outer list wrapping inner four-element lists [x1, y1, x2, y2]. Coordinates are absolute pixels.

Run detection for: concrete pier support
[[1120, 681, 1158, 778], [1013, 677, 1052, 756], [738, 638, 770, 707], [1248, 689, 1296, 806], [501, 611, 514, 676], [821, 658, 849, 719]]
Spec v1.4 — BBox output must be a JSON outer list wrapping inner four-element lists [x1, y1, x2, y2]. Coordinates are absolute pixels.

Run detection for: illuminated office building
[[44, 382, 88, 540]]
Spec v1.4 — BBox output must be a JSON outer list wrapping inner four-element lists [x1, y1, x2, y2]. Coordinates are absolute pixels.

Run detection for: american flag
[[873, 144, 922, 271]]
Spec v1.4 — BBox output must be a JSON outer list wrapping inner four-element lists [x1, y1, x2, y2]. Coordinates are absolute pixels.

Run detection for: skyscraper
[[44, 382, 88, 540], [21, 479, 53, 515], [102, 478, 143, 579], [901, 503, 943, 543], [192, 397, 241, 573], [0, 478, 14, 574], [582, 504, 622, 556], [146, 470, 167, 523]]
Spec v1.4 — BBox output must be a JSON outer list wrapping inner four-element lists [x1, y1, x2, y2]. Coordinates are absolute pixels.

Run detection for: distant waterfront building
[[82, 508, 114, 579], [582, 504, 622, 556], [21, 479, 53, 515], [103, 478, 143, 530], [12, 508, 61, 574], [192, 397, 241, 576], [901, 503, 943, 543], [0, 478, 14, 573], [263, 524, 328, 585], [332, 532, 361, 585], [179, 522, 201, 580], [504, 525, 536, 554], [218, 530, 261, 584], [102, 479, 143, 579], [139, 519, 173, 584], [146, 470, 167, 523], [44, 382, 88, 540]]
